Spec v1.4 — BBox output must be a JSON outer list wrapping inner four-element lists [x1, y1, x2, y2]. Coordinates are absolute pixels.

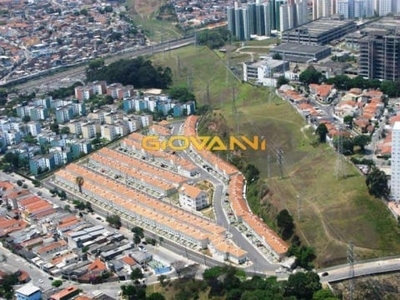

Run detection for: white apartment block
[[27, 122, 41, 136], [179, 184, 209, 211], [379, 0, 393, 16], [140, 115, 153, 127], [81, 123, 99, 139], [391, 122, 400, 201]]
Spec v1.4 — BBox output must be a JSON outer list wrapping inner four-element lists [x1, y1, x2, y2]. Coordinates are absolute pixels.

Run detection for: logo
[[141, 135, 266, 151]]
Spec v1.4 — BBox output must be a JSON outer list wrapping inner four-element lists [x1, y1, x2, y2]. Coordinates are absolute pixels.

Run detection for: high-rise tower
[[391, 122, 400, 201]]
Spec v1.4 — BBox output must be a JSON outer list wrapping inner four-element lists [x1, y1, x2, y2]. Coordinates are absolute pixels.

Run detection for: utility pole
[[347, 241, 355, 300], [297, 194, 301, 221], [276, 148, 284, 178], [206, 82, 210, 107], [335, 124, 345, 180], [176, 55, 181, 77], [267, 154, 271, 178]]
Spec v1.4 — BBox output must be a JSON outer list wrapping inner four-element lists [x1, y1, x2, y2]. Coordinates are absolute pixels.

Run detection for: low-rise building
[[179, 184, 209, 211], [15, 284, 41, 300]]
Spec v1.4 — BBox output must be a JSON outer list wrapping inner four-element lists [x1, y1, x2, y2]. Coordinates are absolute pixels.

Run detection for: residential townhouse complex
[[183, 115, 289, 260], [51, 125, 252, 265], [0, 0, 145, 83]]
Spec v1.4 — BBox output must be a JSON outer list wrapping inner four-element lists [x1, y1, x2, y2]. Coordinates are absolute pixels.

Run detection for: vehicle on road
[[138, 245, 147, 252], [320, 272, 329, 277], [48, 277, 53, 280], [39, 279, 43, 283]]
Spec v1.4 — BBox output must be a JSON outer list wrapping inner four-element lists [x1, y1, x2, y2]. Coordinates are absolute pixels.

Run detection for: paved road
[[170, 122, 281, 273], [4, 37, 194, 91]]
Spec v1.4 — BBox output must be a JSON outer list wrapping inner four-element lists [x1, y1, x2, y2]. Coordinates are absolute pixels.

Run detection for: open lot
[[126, 0, 182, 42], [152, 45, 400, 267]]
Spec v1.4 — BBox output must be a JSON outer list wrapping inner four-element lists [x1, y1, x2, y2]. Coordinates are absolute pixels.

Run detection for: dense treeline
[[145, 266, 338, 300], [85, 57, 172, 89], [196, 27, 232, 49]]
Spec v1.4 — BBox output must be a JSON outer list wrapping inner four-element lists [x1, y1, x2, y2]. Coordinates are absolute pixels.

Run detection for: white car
[[138, 245, 148, 253], [39, 279, 44, 283]]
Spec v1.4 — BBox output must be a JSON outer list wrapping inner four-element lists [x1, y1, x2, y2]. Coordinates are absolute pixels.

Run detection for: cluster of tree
[[85, 57, 173, 89], [277, 75, 290, 88], [276, 209, 295, 240], [196, 27, 232, 49], [350, 157, 375, 166], [0, 273, 19, 300], [0, 152, 29, 173], [131, 226, 144, 245], [47, 82, 83, 99], [287, 239, 317, 271], [331, 54, 357, 63], [168, 86, 196, 103], [299, 66, 325, 85], [106, 214, 122, 229], [72, 200, 93, 212], [332, 134, 372, 155], [50, 188, 67, 199], [198, 266, 336, 300], [326, 75, 400, 98], [366, 167, 389, 199]]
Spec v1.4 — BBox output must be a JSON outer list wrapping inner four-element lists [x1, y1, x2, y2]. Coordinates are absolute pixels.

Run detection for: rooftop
[[271, 43, 331, 54], [283, 17, 355, 37], [15, 284, 41, 296]]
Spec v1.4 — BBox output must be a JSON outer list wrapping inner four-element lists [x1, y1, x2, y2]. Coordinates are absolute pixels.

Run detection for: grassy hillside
[[151, 45, 400, 267]]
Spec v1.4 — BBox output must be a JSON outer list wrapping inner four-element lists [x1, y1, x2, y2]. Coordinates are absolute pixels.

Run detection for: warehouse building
[[269, 43, 332, 63], [281, 16, 357, 45]]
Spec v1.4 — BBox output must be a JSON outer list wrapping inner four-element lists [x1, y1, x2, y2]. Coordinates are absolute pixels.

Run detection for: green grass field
[[126, 0, 182, 42], [151, 45, 400, 267]]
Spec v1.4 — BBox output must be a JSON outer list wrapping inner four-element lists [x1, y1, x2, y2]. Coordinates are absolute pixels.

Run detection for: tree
[[106, 214, 121, 228], [50, 121, 59, 134], [366, 167, 389, 198], [313, 289, 339, 300], [276, 76, 289, 88], [59, 190, 67, 199], [272, 53, 282, 60], [168, 86, 196, 103], [60, 127, 70, 134], [157, 275, 169, 287], [284, 272, 321, 300], [147, 293, 166, 300], [52, 280, 63, 287], [131, 226, 144, 238], [276, 209, 294, 240], [353, 134, 371, 152], [315, 123, 328, 143], [16, 180, 23, 187], [133, 234, 141, 245], [86, 201, 94, 212], [22, 115, 31, 123], [343, 115, 354, 128], [130, 268, 144, 281], [244, 164, 260, 183], [332, 136, 354, 155], [75, 176, 84, 193], [299, 66, 324, 85]]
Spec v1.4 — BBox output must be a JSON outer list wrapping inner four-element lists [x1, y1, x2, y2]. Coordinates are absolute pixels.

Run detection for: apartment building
[[179, 184, 209, 211], [359, 28, 400, 80], [391, 121, 400, 201]]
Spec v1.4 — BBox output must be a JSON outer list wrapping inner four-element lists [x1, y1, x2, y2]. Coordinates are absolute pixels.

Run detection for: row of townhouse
[[183, 115, 289, 261], [120, 134, 200, 177], [53, 162, 248, 265]]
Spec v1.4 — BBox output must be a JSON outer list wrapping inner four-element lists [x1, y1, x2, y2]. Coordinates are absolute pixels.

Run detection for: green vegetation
[[196, 28, 232, 49], [146, 266, 333, 300], [51, 280, 63, 288], [126, 0, 181, 42], [47, 82, 83, 98], [86, 57, 172, 89], [151, 45, 400, 266], [299, 66, 325, 85], [106, 214, 122, 229], [366, 167, 389, 199], [0, 273, 18, 300]]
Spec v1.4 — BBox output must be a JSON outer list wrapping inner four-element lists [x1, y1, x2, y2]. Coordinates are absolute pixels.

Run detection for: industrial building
[[269, 43, 332, 63], [281, 16, 357, 45], [358, 15, 400, 80]]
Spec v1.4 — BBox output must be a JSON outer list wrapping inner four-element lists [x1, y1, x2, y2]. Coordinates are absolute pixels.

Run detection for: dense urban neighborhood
[[1, 0, 400, 299]]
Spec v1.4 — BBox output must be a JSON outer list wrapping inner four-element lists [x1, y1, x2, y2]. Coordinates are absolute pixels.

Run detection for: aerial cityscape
[[1, 0, 400, 299]]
